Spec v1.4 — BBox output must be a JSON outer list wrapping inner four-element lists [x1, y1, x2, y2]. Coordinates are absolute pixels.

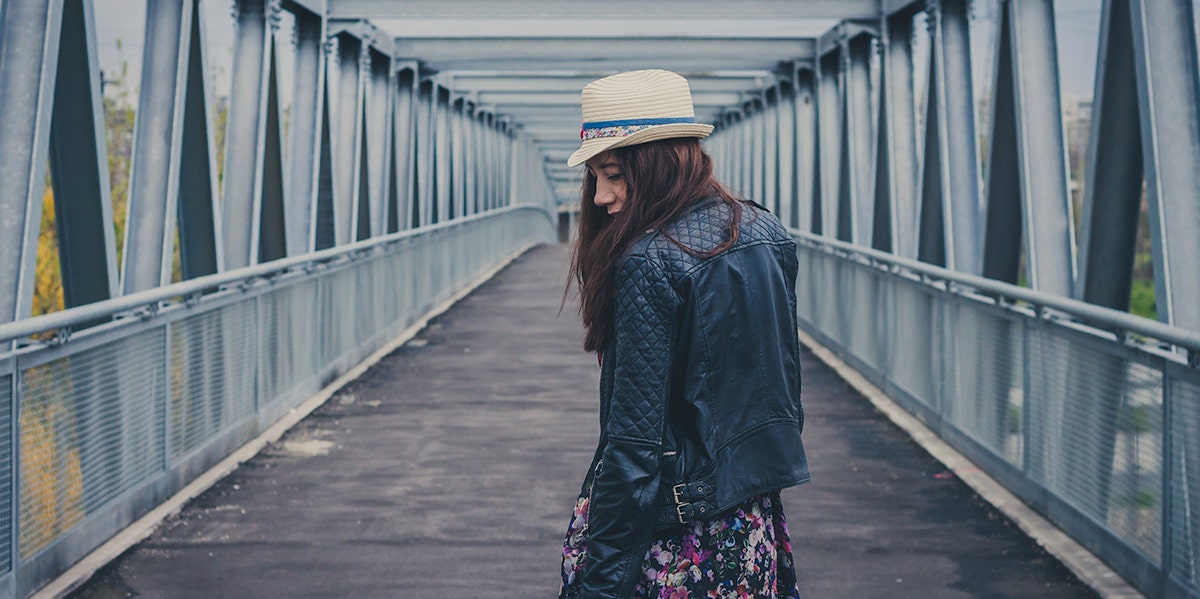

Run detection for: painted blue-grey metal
[[285, 7, 326, 255], [414, 79, 433, 226], [775, 80, 797, 227], [259, 30, 287, 263], [365, 48, 393, 238], [981, 0, 1074, 296], [463, 100, 478, 216], [837, 32, 875, 245], [0, 0, 61, 328], [451, 97, 466, 218], [817, 51, 842, 236], [47, 0, 118, 310], [1126, 0, 1200, 331], [175, 0, 223, 279], [874, 9, 919, 256], [793, 68, 818, 235], [391, 65, 416, 231], [221, 0, 275, 269], [122, 0, 192, 293], [332, 32, 364, 244], [917, 0, 982, 273], [1078, 0, 1166, 316], [314, 77, 337, 250], [435, 85, 452, 221], [791, 228, 1200, 598], [0, 205, 555, 598]]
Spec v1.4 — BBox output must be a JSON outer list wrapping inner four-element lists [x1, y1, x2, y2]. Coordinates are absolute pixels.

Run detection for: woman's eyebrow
[[595, 162, 619, 169]]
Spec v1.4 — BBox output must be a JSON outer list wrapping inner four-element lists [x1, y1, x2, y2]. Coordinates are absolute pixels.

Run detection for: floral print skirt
[[559, 479, 801, 599]]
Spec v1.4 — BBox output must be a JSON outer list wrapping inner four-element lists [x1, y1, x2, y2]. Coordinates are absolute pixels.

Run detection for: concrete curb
[[796, 327, 1145, 599], [32, 242, 540, 599]]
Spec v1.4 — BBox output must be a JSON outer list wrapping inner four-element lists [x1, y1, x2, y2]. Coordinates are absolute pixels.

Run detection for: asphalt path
[[71, 244, 1095, 598]]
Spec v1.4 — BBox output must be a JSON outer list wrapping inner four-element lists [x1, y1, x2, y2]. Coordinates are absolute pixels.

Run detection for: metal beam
[[873, 11, 918, 255], [916, 0, 981, 273], [472, 90, 746, 108], [391, 38, 816, 71], [981, 0, 1074, 295], [48, 0, 119, 308], [285, 7, 325, 254], [222, 0, 275, 269], [123, 0, 187, 293], [331, 0, 880, 19], [176, 0, 223, 278], [0, 0, 62, 324], [446, 73, 774, 94]]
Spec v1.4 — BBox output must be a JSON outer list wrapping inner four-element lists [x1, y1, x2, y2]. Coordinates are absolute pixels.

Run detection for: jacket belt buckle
[[675, 503, 692, 525], [672, 483, 688, 504]]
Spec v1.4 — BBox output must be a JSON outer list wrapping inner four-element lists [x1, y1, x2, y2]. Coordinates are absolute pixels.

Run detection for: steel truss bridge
[[0, 0, 1198, 597]]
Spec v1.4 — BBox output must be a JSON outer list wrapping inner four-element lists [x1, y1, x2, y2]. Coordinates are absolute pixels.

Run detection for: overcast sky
[[92, 0, 1122, 109]]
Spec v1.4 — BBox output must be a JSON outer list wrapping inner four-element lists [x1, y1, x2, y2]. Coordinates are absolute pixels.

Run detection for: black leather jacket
[[577, 198, 810, 598]]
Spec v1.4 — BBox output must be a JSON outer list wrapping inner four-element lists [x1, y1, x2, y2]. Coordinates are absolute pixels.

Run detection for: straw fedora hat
[[567, 69, 714, 168]]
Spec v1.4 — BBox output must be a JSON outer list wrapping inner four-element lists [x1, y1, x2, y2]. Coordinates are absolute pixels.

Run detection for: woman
[[559, 69, 810, 599]]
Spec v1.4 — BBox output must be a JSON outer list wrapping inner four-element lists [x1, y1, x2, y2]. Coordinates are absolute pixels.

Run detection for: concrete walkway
[[71, 244, 1095, 598]]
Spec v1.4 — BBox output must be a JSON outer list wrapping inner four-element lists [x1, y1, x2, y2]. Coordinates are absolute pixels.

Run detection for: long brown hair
[[568, 138, 743, 352]]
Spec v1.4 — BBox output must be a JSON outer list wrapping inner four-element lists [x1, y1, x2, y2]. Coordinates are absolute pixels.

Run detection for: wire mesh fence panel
[[794, 249, 817, 325], [0, 374, 11, 575], [260, 279, 322, 407], [168, 300, 258, 462], [320, 268, 360, 366], [888, 282, 937, 408], [947, 303, 1025, 466], [847, 264, 883, 371], [1169, 373, 1200, 590], [1027, 327, 1163, 563], [807, 252, 841, 345], [19, 329, 165, 559]]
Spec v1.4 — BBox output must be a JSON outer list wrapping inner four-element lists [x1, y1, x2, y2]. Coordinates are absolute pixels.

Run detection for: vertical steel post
[[365, 48, 392, 238], [122, 0, 187, 292], [391, 66, 416, 231], [817, 51, 842, 236], [434, 85, 452, 221], [414, 79, 432, 226], [875, 10, 920, 256], [795, 67, 819, 234], [777, 79, 797, 228], [981, 0, 1075, 295], [838, 33, 875, 245], [918, 0, 982, 273], [332, 32, 364, 243], [1128, 0, 1200, 330], [285, 6, 325, 255], [221, 0, 278, 268]]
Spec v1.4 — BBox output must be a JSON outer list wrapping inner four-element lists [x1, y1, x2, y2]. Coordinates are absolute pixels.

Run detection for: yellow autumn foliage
[[18, 363, 85, 557]]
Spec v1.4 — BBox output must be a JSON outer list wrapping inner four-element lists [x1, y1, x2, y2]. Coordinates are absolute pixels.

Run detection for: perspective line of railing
[[791, 228, 1200, 598], [0, 205, 555, 598]]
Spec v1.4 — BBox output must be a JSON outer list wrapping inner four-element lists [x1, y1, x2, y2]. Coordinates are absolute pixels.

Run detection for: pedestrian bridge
[[0, 1, 1198, 597]]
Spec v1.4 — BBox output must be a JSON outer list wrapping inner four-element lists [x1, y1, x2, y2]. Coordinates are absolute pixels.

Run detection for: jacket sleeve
[[579, 255, 677, 599]]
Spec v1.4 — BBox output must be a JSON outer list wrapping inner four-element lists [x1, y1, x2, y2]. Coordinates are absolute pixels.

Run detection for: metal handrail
[[0, 204, 554, 345], [789, 229, 1200, 354]]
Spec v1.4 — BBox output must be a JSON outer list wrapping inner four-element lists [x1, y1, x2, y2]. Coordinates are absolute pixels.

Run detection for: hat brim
[[567, 123, 714, 167]]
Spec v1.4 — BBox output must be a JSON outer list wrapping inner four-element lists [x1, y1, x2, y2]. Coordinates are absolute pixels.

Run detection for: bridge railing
[[0, 205, 555, 598], [792, 229, 1200, 598]]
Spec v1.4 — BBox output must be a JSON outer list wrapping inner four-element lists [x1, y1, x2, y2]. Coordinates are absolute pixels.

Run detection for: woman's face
[[586, 152, 627, 216]]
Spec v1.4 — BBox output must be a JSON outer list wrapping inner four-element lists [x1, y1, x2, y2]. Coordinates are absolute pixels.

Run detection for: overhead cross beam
[[330, 0, 881, 19], [391, 37, 816, 73]]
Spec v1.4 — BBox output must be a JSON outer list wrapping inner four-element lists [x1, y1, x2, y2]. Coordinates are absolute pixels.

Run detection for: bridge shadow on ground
[[71, 245, 1095, 599]]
